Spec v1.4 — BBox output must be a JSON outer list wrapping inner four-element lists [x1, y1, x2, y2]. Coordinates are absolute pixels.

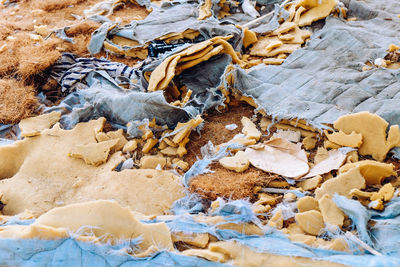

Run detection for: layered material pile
[[1, 0, 400, 266]]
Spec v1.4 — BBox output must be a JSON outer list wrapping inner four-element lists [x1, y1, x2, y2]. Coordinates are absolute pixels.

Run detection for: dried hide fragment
[[303, 149, 347, 178], [245, 138, 309, 178]]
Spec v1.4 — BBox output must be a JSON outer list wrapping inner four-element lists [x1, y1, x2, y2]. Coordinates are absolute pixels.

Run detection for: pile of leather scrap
[[2, 0, 400, 266]]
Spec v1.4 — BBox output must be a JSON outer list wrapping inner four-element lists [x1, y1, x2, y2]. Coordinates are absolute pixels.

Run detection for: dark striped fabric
[[50, 53, 138, 92]]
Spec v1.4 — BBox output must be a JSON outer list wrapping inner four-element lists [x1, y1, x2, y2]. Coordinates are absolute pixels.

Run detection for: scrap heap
[[1, 0, 400, 266]]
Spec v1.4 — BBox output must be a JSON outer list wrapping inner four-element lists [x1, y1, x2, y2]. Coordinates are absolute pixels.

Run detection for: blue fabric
[[0, 238, 227, 267], [333, 194, 372, 245]]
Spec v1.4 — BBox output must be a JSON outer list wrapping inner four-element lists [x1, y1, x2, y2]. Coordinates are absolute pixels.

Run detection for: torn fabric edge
[[0, 237, 227, 266], [46, 53, 231, 130], [231, 0, 400, 130], [88, 0, 246, 56], [183, 141, 243, 187]]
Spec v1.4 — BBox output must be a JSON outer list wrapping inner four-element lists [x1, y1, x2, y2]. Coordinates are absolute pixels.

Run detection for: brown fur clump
[[0, 79, 38, 124], [0, 34, 62, 78], [183, 104, 264, 201], [32, 0, 86, 12], [0, 42, 19, 76], [17, 38, 62, 78], [65, 20, 101, 36], [189, 166, 267, 201], [184, 104, 255, 165], [66, 21, 102, 55]]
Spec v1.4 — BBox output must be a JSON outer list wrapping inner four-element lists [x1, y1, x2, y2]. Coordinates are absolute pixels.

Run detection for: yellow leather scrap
[[171, 232, 209, 248], [250, 32, 302, 56], [265, 39, 283, 52], [252, 203, 271, 214], [172, 158, 189, 171], [241, 116, 261, 141], [19, 111, 61, 137], [325, 130, 362, 148], [285, 2, 297, 22], [104, 36, 148, 59], [242, 27, 258, 48], [324, 140, 342, 149], [265, 43, 302, 57], [350, 188, 373, 199], [298, 175, 322, 190], [160, 146, 179, 156], [259, 118, 317, 138], [159, 30, 200, 44], [0, 200, 174, 255], [176, 45, 224, 73], [370, 183, 395, 202], [181, 46, 215, 64], [280, 119, 318, 133], [321, 238, 350, 252], [294, 6, 306, 24], [388, 43, 400, 52], [148, 36, 241, 92], [273, 21, 297, 35], [240, 95, 258, 108], [334, 111, 400, 161], [37, 201, 173, 251], [287, 233, 316, 246], [249, 36, 281, 56], [302, 136, 317, 150], [255, 193, 278, 206], [96, 129, 128, 151], [182, 249, 228, 263], [217, 136, 257, 152], [0, 224, 69, 240], [369, 199, 384, 211], [279, 26, 311, 44], [140, 154, 167, 169], [268, 180, 290, 188], [69, 139, 119, 166], [219, 151, 250, 172], [263, 58, 285, 65], [285, 222, 306, 235], [284, 192, 297, 202], [142, 138, 158, 153], [163, 137, 178, 148], [0, 118, 185, 216], [194, 214, 263, 236], [318, 194, 344, 228], [208, 241, 343, 267], [198, 0, 212, 20], [267, 209, 283, 229], [295, 210, 325, 236], [297, 196, 319, 213], [315, 167, 365, 200], [314, 147, 329, 164], [346, 150, 359, 163], [172, 115, 203, 144], [339, 160, 396, 185], [122, 139, 138, 152], [298, 0, 338, 27], [177, 136, 190, 157]]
